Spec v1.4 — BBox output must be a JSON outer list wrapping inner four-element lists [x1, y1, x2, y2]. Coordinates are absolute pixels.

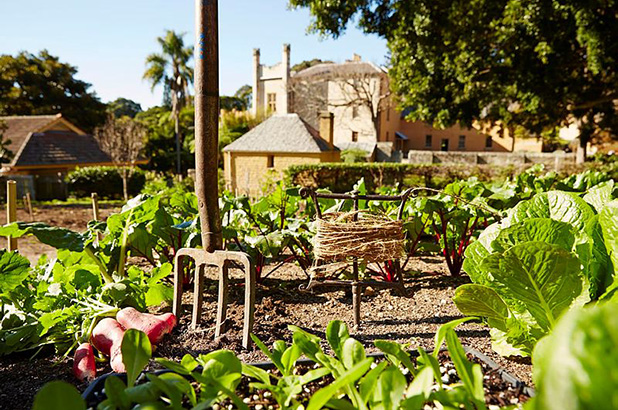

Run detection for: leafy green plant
[[66, 166, 146, 199]]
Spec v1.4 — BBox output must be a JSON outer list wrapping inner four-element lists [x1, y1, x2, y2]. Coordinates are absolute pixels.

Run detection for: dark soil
[[0, 205, 533, 409]]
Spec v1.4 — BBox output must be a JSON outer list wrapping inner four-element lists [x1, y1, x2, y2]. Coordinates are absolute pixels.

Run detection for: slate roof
[[0, 114, 111, 168], [223, 114, 338, 153], [1, 115, 59, 158], [14, 131, 111, 166]]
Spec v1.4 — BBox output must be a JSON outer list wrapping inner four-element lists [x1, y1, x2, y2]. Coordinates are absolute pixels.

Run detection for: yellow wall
[[224, 151, 340, 196]]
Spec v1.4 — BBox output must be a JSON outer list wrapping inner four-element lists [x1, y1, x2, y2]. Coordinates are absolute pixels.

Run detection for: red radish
[[91, 318, 125, 356], [116, 308, 176, 345], [73, 343, 96, 382], [110, 344, 126, 373]]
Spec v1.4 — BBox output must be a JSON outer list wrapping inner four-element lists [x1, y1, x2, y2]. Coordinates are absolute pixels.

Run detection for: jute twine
[[312, 211, 405, 265]]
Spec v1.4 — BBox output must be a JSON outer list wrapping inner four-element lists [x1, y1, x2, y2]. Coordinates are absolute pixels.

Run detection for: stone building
[[251, 45, 543, 156], [223, 112, 340, 195]]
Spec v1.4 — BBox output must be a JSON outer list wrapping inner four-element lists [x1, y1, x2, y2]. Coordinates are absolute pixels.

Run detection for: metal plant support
[[300, 187, 413, 326], [172, 0, 256, 349]]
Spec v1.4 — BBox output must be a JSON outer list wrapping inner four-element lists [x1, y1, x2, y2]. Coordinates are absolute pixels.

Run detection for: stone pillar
[[252, 48, 260, 116], [281, 44, 291, 114]]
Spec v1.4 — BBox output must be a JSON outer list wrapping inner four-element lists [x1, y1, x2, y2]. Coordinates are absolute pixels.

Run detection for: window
[[267, 155, 274, 168], [425, 134, 432, 148], [352, 132, 358, 142], [352, 104, 359, 118], [458, 135, 466, 150], [386, 105, 390, 121], [267, 93, 277, 112], [441, 138, 449, 151], [386, 131, 390, 141], [485, 136, 493, 149]]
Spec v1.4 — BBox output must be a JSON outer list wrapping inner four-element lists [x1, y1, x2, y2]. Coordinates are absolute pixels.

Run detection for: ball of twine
[[313, 211, 405, 263]]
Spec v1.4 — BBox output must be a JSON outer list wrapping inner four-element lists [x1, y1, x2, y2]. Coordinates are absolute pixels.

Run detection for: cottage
[[0, 114, 113, 199], [223, 112, 340, 195]]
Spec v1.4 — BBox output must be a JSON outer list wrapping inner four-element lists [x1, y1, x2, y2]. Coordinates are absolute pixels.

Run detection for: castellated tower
[[251, 44, 291, 116]]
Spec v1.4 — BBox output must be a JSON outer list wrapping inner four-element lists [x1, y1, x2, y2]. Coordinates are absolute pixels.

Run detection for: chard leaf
[[488, 242, 582, 331], [0, 222, 86, 252]]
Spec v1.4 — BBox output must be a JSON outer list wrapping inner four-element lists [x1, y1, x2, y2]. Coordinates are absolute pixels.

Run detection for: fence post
[[25, 192, 34, 221], [91, 192, 102, 243], [7, 180, 17, 251]]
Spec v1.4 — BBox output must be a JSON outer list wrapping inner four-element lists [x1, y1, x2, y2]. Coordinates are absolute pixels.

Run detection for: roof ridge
[[0, 114, 59, 120]]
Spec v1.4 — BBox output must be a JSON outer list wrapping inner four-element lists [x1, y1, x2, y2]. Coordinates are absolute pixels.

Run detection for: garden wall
[[405, 150, 575, 166]]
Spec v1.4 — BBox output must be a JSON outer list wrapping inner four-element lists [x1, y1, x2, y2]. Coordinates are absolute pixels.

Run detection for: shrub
[[341, 148, 369, 163], [66, 166, 146, 199]]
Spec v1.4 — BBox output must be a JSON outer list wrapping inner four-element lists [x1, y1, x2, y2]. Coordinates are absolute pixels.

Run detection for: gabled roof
[[14, 131, 111, 167], [223, 114, 338, 153], [0, 114, 111, 168]]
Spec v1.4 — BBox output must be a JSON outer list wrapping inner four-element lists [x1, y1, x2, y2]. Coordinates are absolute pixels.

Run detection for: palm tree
[[143, 30, 193, 175]]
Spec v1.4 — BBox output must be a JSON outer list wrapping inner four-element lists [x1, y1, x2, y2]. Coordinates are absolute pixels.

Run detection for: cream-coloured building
[[251, 44, 543, 155], [223, 112, 340, 195]]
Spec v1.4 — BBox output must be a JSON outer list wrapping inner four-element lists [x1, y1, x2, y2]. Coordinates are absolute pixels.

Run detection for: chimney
[[252, 48, 260, 115], [352, 53, 362, 62], [281, 44, 291, 114], [319, 111, 334, 148]]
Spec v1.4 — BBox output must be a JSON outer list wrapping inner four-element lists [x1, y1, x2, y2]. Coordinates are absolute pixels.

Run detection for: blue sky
[[1, 0, 387, 109]]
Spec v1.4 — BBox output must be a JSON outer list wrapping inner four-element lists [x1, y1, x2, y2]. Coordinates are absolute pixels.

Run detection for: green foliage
[[0, 50, 106, 132], [234, 84, 252, 110], [107, 98, 143, 119], [341, 148, 369, 163], [531, 302, 618, 410], [289, 0, 618, 151], [122, 329, 153, 388], [0, 119, 13, 164], [66, 166, 146, 199], [136, 105, 195, 174], [32, 381, 86, 410]]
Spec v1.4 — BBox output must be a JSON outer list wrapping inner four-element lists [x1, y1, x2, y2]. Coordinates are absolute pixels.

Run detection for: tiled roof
[[14, 131, 111, 166], [1, 115, 59, 158], [223, 114, 338, 153]]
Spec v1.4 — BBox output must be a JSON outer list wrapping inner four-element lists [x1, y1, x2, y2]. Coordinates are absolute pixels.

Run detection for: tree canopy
[[0, 50, 107, 132], [107, 98, 143, 118], [289, 0, 618, 159]]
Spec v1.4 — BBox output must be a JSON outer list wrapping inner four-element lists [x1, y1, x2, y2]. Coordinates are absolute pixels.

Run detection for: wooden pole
[[6, 180, 17, 251], [91, 193, 102, 243], [194, 0, 222, 252], [25, 192, 33, 221]]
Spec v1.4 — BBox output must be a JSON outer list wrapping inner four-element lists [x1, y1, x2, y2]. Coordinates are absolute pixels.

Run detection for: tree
[[289, 0, 618, 162], [234, 84, 252, 110], [94, 115, 145, 201], [0, 120, 13, 164], [290, 64, 390, 137], [143, 30, 193, 174], [0, 50, 107, 132], [107, 98, 143, 118], [136, 105, 195, 174], [291, 58, 334, 73]]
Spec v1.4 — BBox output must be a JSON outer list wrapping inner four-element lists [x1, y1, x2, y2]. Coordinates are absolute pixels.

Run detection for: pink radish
[[110, 344, 126, 373], [73, 343, 96, 382], [91, 318, 125, 356], [116, 308, 176, 345]]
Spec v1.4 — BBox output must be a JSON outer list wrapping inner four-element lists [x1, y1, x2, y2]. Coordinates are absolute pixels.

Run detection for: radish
[[110, 344, 126, 373], [73, 343, 96, 382], [91, 318, 125, 356], [116, 308, 176, 345]]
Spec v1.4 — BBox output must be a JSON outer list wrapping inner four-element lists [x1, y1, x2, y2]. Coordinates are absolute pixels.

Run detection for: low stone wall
[[404, 150, 575, 167]]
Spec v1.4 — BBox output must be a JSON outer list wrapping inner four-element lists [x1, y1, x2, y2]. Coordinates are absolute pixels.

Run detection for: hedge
[[284, 162, 593, 192], [66, 166, 146, 199]]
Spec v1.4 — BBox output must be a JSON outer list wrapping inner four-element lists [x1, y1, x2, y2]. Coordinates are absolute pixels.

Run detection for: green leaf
[[121, 329, 152, 387], [487, 242, 582, 331], [0, 250, 30, 293], [0, 222, 86, 252], [374, 365, 407, 410], [434, 317, 474, 357], [373, 340, 417, 376], [445, 329, 485, 405], [599, 201, 618, 276], [453, 284, 509, 328], [491, 218, 575, 253], [462, 240, 491, 283], [583, 180, 615, 212], [326, 320, 350, 360], [359, 361, 387, 403], [144, 283, 173, 306], [341, 337, 366, 370], [32, 381, 86, 410], [508, 191, 595, 231], [104, 376, 131, 410], [532, 303, 618, 410], [306, 358, 373, 410]]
